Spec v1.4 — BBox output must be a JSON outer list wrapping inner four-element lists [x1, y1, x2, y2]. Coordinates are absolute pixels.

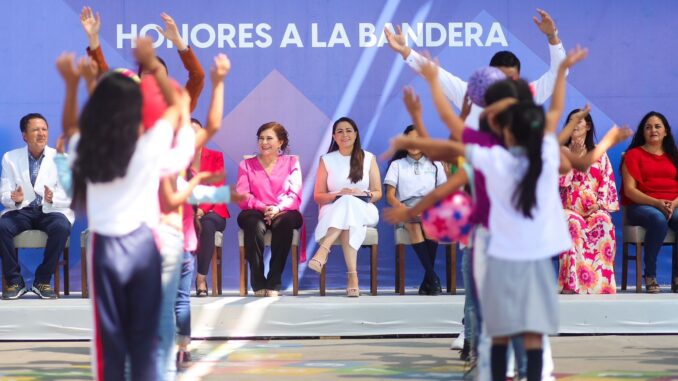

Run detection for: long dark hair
[[622, 111, 678, 179], [327, 117, 364, 183], [257, 121, 290, 153], [71, 72, 142, 209], [388, 125, 416, 166], [564, 109, 596, 151], [497, 102, 545, 218]]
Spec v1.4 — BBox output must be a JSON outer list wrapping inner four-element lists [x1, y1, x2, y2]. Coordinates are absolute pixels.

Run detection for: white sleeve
[[0, 153, 16, 208], [464, 144, 497, 176], [137, 119, 175, 161], [434, 161, 447, 186], [404, 50, 468, 109], [531, 42, 567, 105], [383, 161, 399, 189], [158, 125, 196, 176], [542, 133, 560, 169]]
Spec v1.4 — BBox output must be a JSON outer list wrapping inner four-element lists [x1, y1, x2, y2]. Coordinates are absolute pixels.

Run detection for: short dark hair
[[137, 56, 168, 76], [489, 51, 521, 73], [20, 113, 48, 133]]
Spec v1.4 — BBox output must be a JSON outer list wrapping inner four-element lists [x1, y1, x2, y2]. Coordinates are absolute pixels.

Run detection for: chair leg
[[320, 266, 326, 296], [445, 245, 452, 293], [396, 245, 405, 295], [239, 246, 247, 296], [292, 245, 299, 296], [394, 245, 400, 294], [635, 242, 642, 293], [81, 246, 88, 298], [64, 247, 70, 296], [450, 243, 457, 295], [217, 247, 223, 295], [621, 242, 628, 291], [370, 244, 378, 296], [210, 248, 218, 297], [54, 254, 61, 298]]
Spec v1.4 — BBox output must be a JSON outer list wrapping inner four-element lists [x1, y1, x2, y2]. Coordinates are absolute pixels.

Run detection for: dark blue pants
[[0, 207, 71, 285], [175, 250, 194, 344], [90, 225, 161, 381], [627, 204, 678, 279]]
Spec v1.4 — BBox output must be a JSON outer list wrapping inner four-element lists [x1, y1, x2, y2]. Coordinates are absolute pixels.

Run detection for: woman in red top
[[621, 111, 678, 293], [192, 118, 230, 296]]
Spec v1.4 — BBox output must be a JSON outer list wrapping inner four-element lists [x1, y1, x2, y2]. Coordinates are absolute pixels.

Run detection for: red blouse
[[621, 147, 678, 205]]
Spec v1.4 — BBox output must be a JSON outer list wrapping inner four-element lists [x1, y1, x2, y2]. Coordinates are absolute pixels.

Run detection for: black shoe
[[32, 283, 57, 299], [2, 282, 28, 300], [196, 279, 208, 297], [176, 350, 192, 370], [418, 279, 430, 295], [428, 276, 443, 296]]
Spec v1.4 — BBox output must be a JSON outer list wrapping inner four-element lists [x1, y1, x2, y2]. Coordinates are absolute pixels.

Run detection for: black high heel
[[196, 278, 208, 297]]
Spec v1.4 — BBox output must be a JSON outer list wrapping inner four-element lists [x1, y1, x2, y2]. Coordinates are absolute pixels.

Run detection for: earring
[[278, 148, 283, 155]]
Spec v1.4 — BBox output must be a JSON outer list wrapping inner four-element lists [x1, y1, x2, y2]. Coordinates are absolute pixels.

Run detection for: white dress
[[314, 150, 379, 250]]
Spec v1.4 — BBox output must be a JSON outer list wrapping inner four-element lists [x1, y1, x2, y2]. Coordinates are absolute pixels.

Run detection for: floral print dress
[[558, 153, 619, 294]]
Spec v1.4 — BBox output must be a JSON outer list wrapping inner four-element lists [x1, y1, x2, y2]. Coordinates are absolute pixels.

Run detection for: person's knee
[[48, 216, 71, 238], [0, 217, 15, 235]]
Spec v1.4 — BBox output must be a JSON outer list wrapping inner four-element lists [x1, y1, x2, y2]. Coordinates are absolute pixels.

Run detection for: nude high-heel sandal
[[308, 244, 331, 274], [346, 271, 360, 297]]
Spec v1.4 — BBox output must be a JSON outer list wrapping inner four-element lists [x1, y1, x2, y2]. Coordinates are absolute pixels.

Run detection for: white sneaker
[[451, 331, 465, 350]]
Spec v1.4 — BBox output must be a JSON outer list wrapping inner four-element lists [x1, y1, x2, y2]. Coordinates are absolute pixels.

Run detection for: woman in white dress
[[310, 117, 382, 297]]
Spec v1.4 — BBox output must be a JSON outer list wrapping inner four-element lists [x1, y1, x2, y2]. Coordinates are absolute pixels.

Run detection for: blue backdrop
[[2, 0, 678, 292]]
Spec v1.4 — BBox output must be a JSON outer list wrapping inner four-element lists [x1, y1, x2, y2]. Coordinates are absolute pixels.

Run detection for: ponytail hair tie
[[530, 120, 541, 130]]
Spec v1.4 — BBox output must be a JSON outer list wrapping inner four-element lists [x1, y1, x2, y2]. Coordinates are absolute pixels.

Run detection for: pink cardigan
[[236, 155, 302, 212]]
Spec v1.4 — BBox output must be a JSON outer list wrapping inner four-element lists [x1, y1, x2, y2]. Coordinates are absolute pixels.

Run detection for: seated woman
[[310, 117, 382, 297], [621, 111, 678, 293], [236, 122, 303, 297], [558, 108, 619, 294], [193, 118, 230, 297], [384, 125, 447, 295]]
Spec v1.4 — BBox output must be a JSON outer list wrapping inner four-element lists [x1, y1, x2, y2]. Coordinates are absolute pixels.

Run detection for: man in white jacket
[[385, 8, 566, 129], [0, 113, 74, 299]]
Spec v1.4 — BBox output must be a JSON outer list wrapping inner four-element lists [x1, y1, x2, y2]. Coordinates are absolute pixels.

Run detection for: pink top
[[236, 155, 302, 212]]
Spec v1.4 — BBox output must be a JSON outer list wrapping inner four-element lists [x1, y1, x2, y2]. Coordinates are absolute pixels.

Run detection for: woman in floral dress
[[558, 108, 619, 294]]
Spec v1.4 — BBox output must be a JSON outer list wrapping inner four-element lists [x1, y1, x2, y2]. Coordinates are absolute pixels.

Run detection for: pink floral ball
[[467, 66, 506, 107], [421, 191, 473, 244]]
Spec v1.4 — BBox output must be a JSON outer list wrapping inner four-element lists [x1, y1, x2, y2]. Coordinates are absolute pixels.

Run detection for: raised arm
[[135, 37, 177, 109], [557, 104, 590, 145], [195, 54, 230, 149], [419, 55, 466, 141], [565, 125, 633, 171], [80, 6, 109, 74], [55, 53, 81, 138], [157, 12, 205, 111], [545, 45, 588, 134], [390, 136, 465, 163], [531, 8, 567, 104], [403, 87, 429, 138], [384, 168, 469, 224]]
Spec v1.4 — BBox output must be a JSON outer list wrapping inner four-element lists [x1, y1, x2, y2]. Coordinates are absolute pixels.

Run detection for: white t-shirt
[[86, 120, 174, 236], [383, 156, 446, 202], [465, 133, 571, 260]]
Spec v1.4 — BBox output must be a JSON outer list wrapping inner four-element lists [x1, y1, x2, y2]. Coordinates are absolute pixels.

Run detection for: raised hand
[[78, 56, 99, 87], [56, 53, 81, 86], [419, 51, 440, 83], [80, 6, 101, 47], [601, 124, 633, 147], [11, 186, 23, 204], [560, 45, 589, 71], [533, 8, 559, 44], [210, 53, 231, 84], [384, 25, 410, 58], [157, 12, 187, 51], [133, 37, 158, 71], [403, 86, 421, 118]]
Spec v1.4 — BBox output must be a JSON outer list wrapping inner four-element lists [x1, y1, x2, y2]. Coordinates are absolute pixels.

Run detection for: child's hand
[[56, 53, 81, 85], [571, 104, 591, 122], [383, 205, 410, 224], [56, 135, 67, 154], [197, 170, 225, 184], [78, 56, 99, 84], [601, 124, 633, 147], [134, 37, 158, 72], [403, 86, 421, 117], [419, 51, 439, 83], [560, 45, 588, 71], [210, 53, 231, 84], [229, 186, 246, 203]]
